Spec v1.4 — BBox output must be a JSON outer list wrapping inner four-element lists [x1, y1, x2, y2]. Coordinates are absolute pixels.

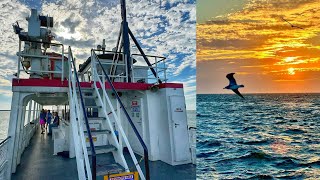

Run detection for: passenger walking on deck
[[46, 110, 52, 129], [39, 109, 46, 134], [48, 112, 59, 135]]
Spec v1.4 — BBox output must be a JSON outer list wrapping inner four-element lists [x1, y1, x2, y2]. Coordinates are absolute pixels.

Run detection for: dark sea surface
[[197, 94, 320, 179]]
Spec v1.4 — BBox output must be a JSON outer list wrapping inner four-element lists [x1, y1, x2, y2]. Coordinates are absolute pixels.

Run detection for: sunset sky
[[197, 0, 320, 94]]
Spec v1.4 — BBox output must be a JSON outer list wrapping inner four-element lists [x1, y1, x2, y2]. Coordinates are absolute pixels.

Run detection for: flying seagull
[[224, 73, 245, 99], [281, 17, 304, 29]]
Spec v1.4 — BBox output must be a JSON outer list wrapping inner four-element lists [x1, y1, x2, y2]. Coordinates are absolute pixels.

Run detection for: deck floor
[[12, 128, 196, 180], [12, 129, 78, 180]]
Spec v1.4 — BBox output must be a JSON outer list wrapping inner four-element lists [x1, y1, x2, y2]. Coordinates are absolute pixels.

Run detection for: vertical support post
[[164, 58, 167, 82], [25, 100, 32, 148], [61, 45, 65, 82], [117, 100, 123, 152], [17, 40, 21, 79], [91, 50, 95, 82], [155, 57, 158, 83], [16, 104, 27, 166], [27, 100, 32, 124], [32, 100, 36, 123], [11, 95, 25, 173], [120, 0, 132, 82], [6, 92, 20, 180]]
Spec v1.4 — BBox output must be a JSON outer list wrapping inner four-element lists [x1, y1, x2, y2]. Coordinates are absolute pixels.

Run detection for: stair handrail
[[68, 52, 93, 180], [91, 50, 150, 180], [69, 46, 97, 180]]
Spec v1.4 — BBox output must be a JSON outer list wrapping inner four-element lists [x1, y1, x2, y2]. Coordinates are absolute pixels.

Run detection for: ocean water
[[187, 110, 196, 128], [0, 111, 10, 141], [0, 110, 196, 141], [197, 94, 320, 179]]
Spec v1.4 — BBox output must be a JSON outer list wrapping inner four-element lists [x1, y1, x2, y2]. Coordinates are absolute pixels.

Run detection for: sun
[[287, 68, 295, 75]]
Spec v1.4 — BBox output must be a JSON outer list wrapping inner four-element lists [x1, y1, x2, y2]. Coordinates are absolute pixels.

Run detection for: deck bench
[[52, 126, 66, 155]]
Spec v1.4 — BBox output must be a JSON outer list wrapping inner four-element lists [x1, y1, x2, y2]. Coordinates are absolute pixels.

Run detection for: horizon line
[[197, 92, 320, 95]]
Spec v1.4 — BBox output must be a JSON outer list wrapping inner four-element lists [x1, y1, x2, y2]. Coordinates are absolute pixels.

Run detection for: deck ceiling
[[33, 92, 68, 105]]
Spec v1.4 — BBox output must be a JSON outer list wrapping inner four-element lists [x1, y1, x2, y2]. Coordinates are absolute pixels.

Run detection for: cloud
[[197, 0, 320, 93], [0, 0, 196, 109]]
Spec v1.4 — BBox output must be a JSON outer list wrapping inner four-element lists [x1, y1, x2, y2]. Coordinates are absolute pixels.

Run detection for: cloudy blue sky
[[0, 0, 196, 110]]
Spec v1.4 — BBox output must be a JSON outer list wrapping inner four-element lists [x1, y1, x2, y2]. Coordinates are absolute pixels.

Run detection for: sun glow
[[284, 57, 297, 63], [287, 68, 295, 75]]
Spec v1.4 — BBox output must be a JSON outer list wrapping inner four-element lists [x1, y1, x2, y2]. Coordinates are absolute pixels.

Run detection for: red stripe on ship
[[12, 79, 183, 90]]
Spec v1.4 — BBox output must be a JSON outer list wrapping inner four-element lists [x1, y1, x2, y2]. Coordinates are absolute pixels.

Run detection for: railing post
[[32, 100, 36, 123], [125, 54, 128, 82], [27, 101, 32, 124], [17, 40, 21, 79], [117, 100, 123, 152], [61, 45, 64, 81], [155, 57, 158, 84]]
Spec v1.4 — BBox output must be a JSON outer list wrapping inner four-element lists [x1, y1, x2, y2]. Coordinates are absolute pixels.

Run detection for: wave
[[197, 140, 222, 147], [196, 113, 212, 117], [284, 128, 306, 134], [248, 174, 274, 179], [217, 151, 273, 163], [237, 139, 270, 145], [276, 173, 305, 179], [197, 151, 218, 158], [275, 158, 300, 169]]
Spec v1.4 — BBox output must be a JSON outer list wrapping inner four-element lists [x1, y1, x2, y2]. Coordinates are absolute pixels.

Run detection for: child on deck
[[39, 109, 46, 134]]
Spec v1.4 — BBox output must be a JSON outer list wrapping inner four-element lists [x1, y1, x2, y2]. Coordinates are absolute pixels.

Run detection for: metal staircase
[[67, 46, 149, 180]]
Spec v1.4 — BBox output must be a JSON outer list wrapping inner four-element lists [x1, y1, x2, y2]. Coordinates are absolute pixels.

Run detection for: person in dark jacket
[[48, 112, 59, 135]]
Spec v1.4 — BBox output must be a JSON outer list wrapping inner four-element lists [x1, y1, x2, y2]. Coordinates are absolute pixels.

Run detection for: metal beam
[[120, 0, 132, 82], [128, 28, 162, 84]]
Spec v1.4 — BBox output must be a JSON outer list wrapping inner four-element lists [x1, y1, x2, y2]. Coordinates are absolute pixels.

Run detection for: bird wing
[[226, 73, 237, 85], [292, 25, 304, 29], [232, 89, 244, 99], [281, 17, 293, 26], [281, 17, 304, 29]]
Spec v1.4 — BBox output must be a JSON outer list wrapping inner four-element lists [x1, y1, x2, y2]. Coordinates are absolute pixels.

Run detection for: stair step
[[85, 105, 102, 108], [83, 95, 97, 99], [87, 117, 106, 120], [77, 88, 94, 92], [87, 145, 117, 155], [84, 129, 111, 134], [96, 163, 124, 176]]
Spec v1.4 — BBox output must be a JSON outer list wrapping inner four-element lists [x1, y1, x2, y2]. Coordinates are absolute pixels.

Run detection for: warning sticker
[[132, 101, 138, 106], [86, 137, 97, 142], [104, 172, 139, 180]]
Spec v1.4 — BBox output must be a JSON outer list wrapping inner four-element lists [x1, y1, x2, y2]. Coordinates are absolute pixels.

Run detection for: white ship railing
[[91, 50, 147, 180], [16, 40, 66, 81], [0, 137, 11, 180], [89, 50, 167, 84], [131, 54, 167, 83]]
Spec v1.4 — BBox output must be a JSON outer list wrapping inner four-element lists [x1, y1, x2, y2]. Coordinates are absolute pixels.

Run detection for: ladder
[[68, 46, 149, 180]]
